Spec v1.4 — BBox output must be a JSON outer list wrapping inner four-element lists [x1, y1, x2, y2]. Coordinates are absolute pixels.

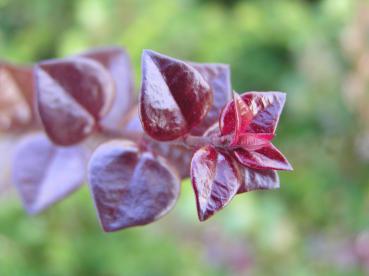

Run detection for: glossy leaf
[[191, 145, 242, 221], [0, 63, 34, 130], [12, 133, 86, 214], [82, 47, 135, 131], [232, 93, 253, 144], [242, 92, 286, 134], [220, 91, 286, 135], [238, 168, 279, 193], [190, 63, 232, 135], [35, 57, 115, 145], [233, 143, 293, 171], [235, 133, 274, 151], [140, 50, 212, 141], [88, 140, 180, 232]]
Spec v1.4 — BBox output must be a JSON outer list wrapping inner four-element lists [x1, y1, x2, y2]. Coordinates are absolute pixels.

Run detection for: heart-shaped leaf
[[238, 168, 279, 193], [190, 63, 232, 135], [88, 140, 180, 232], [35, 57, 115, 145], [12, 133, 86, 214], [233, 143, 293, 171], [140, 50, 212, 141], [220, 91, 286, 135], [191, 145, 242, 221], [0, 63, 34, 130], [82, 47, 135, 131]]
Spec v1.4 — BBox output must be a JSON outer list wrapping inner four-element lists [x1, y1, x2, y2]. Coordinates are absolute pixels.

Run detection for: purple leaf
[[88, 140, 180, 232], [82, 47, 135, 131], [35, 57, 115, 145], [238, 168, 279, 193], [143, 135, 193, 179], [119, 104, 144, 140], [139, 50, 212, 141], [190, 63, 232, 135], [233, 143, 293, 171], [12, 133, 86, 214], [191, 145, 242, 221], [0, 63, 34, 130]]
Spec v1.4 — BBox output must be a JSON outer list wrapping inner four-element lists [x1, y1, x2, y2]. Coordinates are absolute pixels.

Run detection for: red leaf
[[242, 92, 286, 134], [191, 145, 243, 221], [219, 100, 235, 136], [88, 140, 180, 231], [233, 143, 293, 171], [140, 50, 212, 141], [82, 47, 135, 132], [238, 168, 279, 193], [220, 91, 286, 135], [190, 63, 232, 135], [12, 133, 86, 214], [235, 133, 274, 151], [35, 57, 115, 145], [232, 93, 253, 143], [0, 63, 34, 130]]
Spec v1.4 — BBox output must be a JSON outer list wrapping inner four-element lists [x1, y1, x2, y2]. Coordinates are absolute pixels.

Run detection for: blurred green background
[[1, 0, 369, 275]]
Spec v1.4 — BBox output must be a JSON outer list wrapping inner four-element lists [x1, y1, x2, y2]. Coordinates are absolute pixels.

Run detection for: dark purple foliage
[[88, 140, 180, 231], [191, 145, 242, 221], [1, 46, 292, 231], [35, 57, 115, 145], [140, 50, 213, 141]]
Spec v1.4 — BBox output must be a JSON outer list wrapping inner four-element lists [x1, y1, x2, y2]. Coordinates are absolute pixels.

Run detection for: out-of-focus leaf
[[0, 134, 18, 197], [190, 63, 232, 135], [35, 57, 115, 145], [0, 62, 34, 131], [12, 133, 86, 214], [82, 46, 135, 132], [143, 135, 193, 179], [88, 140, 180, 232]]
